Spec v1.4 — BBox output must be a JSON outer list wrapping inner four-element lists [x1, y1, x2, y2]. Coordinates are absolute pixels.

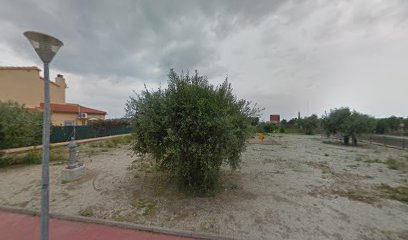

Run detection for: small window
[[64, 120, 74, 126]]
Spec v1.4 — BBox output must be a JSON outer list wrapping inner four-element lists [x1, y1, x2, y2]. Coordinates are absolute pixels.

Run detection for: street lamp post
[[24, 31, 63, 240]]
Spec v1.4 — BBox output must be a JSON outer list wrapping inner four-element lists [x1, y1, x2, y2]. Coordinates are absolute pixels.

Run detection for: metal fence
[[50, 125, 131, 143], [360, 134, 407, 150]]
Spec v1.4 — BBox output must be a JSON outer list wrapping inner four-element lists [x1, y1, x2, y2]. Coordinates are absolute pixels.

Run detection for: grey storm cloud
[[0, 0, 285, 80], [1, 0, 408, 119]]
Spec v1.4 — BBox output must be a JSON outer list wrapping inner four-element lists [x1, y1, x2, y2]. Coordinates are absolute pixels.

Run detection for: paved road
[[0, 211, 196, 240]]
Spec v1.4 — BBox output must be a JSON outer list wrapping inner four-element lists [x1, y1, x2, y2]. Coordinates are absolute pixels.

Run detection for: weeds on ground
[[364, 158, 382, 163], [377, 184, 408, 203], [322, 140, 336, 145], [0, 136, 131, 168], [0, 147, 69, 168], [307, 161, 333, 175], [384, 157, 408, 171], [127, 156, 156, 173], [78, 207, 95, 217], [89, 143, 99, 148], [81, 136, 131, 150], [339, 189, 377, 204], [355, 156, 382, 163], [131, 198, 156, 216]]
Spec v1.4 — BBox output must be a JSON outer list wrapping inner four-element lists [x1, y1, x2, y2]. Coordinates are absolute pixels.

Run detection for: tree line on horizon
[[256, 108, 407, 146]]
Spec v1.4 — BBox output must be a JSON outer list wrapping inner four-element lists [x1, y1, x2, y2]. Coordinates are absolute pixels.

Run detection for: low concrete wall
[[0, 134, 131, 154]]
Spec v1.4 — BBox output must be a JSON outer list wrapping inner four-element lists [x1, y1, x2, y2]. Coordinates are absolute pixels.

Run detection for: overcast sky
[[1, 0, 407, 120]]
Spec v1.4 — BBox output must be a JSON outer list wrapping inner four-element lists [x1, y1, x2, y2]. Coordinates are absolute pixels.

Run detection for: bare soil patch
[[1, 134, 408, 240]]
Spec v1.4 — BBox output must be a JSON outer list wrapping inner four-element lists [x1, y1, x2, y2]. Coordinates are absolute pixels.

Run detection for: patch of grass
[[384, 157, 408, 171], [143, 202, 156, 216], [364, 158, 382, 163], [355, 156, 382, 163], [0, 136, 131, 169], [341, 190, 377, 203], [78, 207, 94, 217], [22, 151, 42, 165], [131, 199, 156, 216], [50, 147, 69, 163], [80, 136, 131, 151], [0, 150, 42, 167], [309, 184, 378, 204], [112, 135, 132, 145], [307, 161, 332, 175], [0, 145, 70, 168], [322, 140, 336, 145], [103, 141, 117, 148], [88, 143, 99, 148], [109, 137, 122, 145], [377, 184, 408, 203], [84, 149, 96, 158], [128, 158, 156, 173], [102, 136, 131, 148]]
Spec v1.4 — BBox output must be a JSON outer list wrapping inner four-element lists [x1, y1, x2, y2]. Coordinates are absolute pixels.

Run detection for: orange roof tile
[[39, 103, 106, 115]]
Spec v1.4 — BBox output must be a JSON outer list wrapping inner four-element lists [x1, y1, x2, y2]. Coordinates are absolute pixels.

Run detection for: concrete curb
[[0, 205, 238, 240], [0, 134, 131, 154]]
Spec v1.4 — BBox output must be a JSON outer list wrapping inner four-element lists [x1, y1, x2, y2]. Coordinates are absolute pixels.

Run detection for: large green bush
[[126, 70, 258, 194], [0, 101, 42, 149]]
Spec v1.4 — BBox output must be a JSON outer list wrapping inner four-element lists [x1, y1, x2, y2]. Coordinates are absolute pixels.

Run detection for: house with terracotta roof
[[0, 66, 106, 126]]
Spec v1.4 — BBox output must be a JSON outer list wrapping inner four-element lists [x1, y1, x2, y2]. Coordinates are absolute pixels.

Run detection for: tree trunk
[[352, 135, 357, 146], [343, 136, 349, 145]]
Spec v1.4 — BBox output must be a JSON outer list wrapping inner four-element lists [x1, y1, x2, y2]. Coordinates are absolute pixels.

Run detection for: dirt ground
[[1, 134, 408, 240]]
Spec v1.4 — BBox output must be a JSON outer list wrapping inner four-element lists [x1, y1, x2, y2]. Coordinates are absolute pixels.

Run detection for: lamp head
[[24, 31, 63, 63]]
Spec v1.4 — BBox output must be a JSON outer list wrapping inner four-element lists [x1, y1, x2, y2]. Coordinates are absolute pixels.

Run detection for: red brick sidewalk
[[0, 211, 196, 240]]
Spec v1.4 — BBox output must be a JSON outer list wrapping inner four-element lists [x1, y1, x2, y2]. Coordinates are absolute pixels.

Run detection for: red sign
[[270, 114, 280, 123]]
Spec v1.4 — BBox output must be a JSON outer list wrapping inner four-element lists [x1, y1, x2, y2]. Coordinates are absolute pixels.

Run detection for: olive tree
[[322, 107, 375, 145], [340, 112, 375, 145], [126, 70, 258, 194]]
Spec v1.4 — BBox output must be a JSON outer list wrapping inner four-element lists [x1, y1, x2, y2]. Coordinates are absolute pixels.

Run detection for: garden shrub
[[126, 69, 258, 194], [0, 101, 42, 149]]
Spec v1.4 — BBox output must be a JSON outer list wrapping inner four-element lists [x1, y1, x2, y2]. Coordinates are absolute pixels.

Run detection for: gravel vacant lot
[[1, 134, 408, 240]]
